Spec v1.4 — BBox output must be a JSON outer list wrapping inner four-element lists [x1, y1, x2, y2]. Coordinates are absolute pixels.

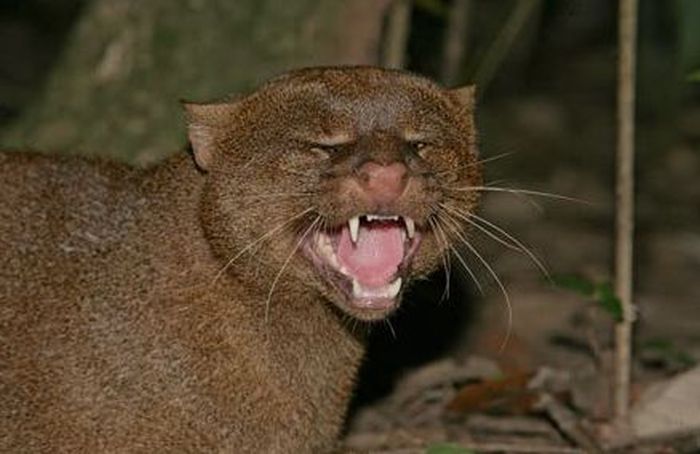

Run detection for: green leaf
[[426, 443, 475, 454], [687, 69, 700, 82], [414, 0, 448, 17], [593, 282, 623, 322], [642, 339, 698, 368], [676, 353, 697, 367], [551, 275, 624, 322], [644, 338, 674, 351], [551, 274, 595, 296]]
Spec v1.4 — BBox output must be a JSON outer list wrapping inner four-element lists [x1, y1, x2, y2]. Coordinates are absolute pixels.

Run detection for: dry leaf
[[446, 371, 539, 415], [631, 365, 700, 438]]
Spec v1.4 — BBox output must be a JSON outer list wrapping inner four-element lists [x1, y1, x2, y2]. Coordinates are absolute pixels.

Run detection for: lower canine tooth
[[352, 279, 362, 298], [388, 277, 402, 298], [349, 216, 360, 244]]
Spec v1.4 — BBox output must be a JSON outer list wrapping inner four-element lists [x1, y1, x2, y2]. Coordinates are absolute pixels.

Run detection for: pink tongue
[[337, 223, 404, 287]]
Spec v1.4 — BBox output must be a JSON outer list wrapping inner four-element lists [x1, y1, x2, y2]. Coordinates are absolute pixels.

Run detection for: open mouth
[[304, 214, 421, 320]]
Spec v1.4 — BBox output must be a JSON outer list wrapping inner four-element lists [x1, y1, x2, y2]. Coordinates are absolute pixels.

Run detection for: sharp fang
[[404, 217, 415, 239], [349, 216, 360, 244], [388, 277, 402, 298], [352, 278, 362, 298]]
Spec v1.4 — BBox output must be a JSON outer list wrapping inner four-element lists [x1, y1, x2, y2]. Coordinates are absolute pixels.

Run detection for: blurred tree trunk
[[2, 0, 389, 164]]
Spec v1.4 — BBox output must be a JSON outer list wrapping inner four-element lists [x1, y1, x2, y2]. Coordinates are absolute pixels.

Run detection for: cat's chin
[[302, 214, 421, 321], [334, 276, 405, 321], [340, 298, 400, 322]]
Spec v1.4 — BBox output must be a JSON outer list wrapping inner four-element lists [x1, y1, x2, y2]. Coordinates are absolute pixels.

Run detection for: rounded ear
[[181, 98, 240, 171], [449, 85, 476, 112]]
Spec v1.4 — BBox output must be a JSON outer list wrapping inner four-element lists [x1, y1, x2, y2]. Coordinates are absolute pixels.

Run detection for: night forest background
[[1, 0, 699, 451]]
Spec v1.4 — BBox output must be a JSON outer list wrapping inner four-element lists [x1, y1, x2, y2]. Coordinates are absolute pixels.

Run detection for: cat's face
[[187, 67, 480, 322]]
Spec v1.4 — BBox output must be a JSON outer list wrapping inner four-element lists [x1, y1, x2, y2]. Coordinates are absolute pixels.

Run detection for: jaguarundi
[[0, 66, 480, 452]]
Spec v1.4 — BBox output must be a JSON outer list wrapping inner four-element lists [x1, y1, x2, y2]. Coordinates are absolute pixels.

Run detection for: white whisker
[[213, 208, 313, 284], [433, 216, 484, 296], [444, 185, 590, 205], [441, 203, 550, 280], [469, 211, 550, 280], [441, 203, 521, 252], [434, 151, 514, 177], [428, 217, 453, 302], [235, 192, 314, 201], [264, 216, 321, 322], [384, 318, 397, 340], [439, 211, 512, 353]]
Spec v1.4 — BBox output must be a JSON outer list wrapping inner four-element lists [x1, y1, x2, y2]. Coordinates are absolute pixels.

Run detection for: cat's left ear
[[448, 85, 476, 112], [181, 98, 240, 171]]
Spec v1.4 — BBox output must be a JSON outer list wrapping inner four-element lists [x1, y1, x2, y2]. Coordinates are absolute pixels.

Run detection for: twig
[[357, 443, 584, 454], [537, 393, 603, 453], [613, 0, 638, 422], [605, 426, 700, 452], [452, 444, 583, 454], [472, 0, 541, 95], [382, 0, 413, 69], [440, 0, 472, 86]]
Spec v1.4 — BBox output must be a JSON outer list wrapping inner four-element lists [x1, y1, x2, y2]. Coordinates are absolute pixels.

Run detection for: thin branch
[[537, 393, 603, 453], [613, 0, 638, 422], [473, 0, 541, 94], [605, 426, 700, 452], [443, 443, 584, 454], [440, 0, 472, 86], [382, 0, 413, 69]]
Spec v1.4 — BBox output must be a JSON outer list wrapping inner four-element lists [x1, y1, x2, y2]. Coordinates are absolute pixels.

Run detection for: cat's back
[[1, 150, 137, 219], [0, 150, 153, 306], [0, 151, 207, 452]]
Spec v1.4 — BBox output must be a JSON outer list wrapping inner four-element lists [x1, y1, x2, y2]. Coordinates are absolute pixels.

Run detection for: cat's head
[[184, 66, 480, 322]]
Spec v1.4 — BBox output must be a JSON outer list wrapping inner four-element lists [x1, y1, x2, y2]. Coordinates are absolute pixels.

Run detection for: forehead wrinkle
[[273, 74, 451, 136], [328, 91, 414, 133]]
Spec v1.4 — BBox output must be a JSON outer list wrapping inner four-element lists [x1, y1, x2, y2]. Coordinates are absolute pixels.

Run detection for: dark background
[[1, 0, 699, 424]]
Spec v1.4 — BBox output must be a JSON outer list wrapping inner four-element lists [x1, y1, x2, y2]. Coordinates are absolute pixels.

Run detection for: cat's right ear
[[448, 85, 476, 113], [181, 99, 239, 171]]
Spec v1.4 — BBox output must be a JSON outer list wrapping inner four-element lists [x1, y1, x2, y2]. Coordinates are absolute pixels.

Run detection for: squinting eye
[[309, 145, 336, 157], [409, 141, 429, 157]]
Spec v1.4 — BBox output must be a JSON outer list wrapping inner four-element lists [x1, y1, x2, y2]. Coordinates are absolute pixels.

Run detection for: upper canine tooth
[[349, 216, 360, 244], [404, 217, 415, 239]]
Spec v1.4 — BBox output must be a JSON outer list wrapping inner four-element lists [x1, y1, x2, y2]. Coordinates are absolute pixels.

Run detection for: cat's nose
[[356, 161, 408, 204]]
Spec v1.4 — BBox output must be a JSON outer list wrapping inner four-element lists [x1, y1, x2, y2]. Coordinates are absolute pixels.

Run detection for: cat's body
[[0, 66, 480, 452]]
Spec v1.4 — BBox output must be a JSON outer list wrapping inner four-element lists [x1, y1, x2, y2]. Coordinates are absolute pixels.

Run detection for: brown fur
[[0, 66, 480, 452]]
